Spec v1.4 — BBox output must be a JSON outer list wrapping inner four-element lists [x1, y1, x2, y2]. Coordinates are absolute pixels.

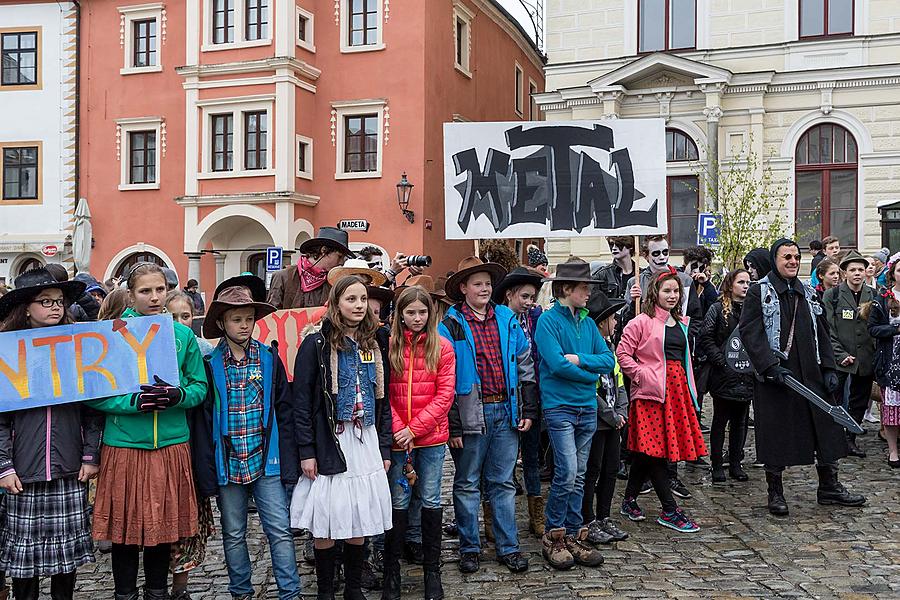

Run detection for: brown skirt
[[92, 443, 198, 547]]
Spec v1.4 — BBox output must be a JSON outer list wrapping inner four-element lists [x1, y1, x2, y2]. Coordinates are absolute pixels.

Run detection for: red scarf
[[298, 256, 328, 292]]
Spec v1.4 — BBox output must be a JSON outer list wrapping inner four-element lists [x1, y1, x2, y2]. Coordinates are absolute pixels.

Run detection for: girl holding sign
[[88, 263, 209, 600], [0, 268, 104, 600]]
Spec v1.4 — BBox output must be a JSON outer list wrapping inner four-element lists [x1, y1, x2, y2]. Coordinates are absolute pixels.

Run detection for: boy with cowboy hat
[[267, 227, 356, 310], [438, 257, 538, 574], [200, 275, 302, 600], [534, 258, 614, 570]]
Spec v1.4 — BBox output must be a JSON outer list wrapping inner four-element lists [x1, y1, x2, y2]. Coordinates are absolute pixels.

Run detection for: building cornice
[[175, 191, 320, 207], [176, 56, 321, 81]]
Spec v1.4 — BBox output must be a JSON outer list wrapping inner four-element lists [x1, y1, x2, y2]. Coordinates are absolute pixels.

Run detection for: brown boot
[[565, 527, 605, 567], [527, 495, 545, 537], [541, 527, 574, 570], [482, 501, 495, 543]]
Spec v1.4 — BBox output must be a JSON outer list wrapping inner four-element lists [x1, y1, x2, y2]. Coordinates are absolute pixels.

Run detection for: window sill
[[0, 83, 41, 92], [201, 39, 272, 53], [198, 169, 275, 179], [120, 65, 163, 75], [297, 171, 313, 180], [118, 183, 160, 191], [0, 197, 41, 205], [340, 43, 386, 54], [297, 41, 316, 53], [455, 64, 472, 78], [335, 170, 381, 180]]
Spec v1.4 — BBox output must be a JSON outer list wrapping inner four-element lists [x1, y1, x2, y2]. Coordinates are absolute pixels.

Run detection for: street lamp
[[396, 172, 414, 224]]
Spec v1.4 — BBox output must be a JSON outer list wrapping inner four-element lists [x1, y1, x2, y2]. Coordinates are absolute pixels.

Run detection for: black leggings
[[710, 397, 749, 468], [624, 454, 677, 513], [582, 428, 621, 522], [112, 543, 171, 594]]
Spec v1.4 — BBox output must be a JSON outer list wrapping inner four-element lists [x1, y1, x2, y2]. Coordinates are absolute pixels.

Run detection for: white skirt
[[290, 424, 393, 540]]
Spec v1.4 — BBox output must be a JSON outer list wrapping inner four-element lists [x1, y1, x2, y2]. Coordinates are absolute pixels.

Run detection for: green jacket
[[87, 308, 209, 449], [822, 284, 876, 377]]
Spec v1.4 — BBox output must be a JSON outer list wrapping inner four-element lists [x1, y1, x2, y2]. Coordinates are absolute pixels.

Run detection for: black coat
[[699, 300, 754, 402], [293, 320, 392, 476], [866, 293, 899, 389], [738, 274, 846, 467]]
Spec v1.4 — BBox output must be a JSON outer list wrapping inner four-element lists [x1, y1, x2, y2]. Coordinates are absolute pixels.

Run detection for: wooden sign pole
[[634, 235, 642, 314]]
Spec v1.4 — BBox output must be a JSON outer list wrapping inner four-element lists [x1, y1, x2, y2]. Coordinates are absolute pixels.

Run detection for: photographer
[[384, 253, 429, 286]]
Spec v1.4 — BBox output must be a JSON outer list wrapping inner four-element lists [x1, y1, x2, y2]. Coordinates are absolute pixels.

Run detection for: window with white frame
[[118, 117, 162, 190], [199, 97, 273, 177], [514, 63, 524, 116], [333, 99, 384, 179], [453, 1, 474, 76], [340, 0, 384, 53], [203, 0, 271, 51], [296, 134, 313, 179], [528, 79, 538, 121], [297, 6, 315, 51], [118, 4, 163, 74]]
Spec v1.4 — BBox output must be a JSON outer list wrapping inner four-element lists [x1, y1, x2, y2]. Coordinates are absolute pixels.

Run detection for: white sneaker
[[863, 410, 880, 423]]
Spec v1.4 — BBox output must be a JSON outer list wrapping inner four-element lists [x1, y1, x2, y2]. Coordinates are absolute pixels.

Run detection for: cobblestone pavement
[[72, 411, 899, 600]]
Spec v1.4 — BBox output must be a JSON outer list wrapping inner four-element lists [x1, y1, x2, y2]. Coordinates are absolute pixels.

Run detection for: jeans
[[388, 445, 446, 510], [218, 475, 301, 600], [582, 426, 621, 522], [543, 405, 597, 534], [449, 402, 520, 556], [521, 407, 543, 496], [406, 493, 422, 543]]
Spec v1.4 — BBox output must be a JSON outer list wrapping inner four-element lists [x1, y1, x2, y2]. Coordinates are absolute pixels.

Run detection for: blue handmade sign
[[0, 315, 180, 412]]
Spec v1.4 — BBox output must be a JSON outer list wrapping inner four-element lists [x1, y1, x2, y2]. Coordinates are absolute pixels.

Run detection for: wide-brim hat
[[299, 226, 355, 258], [394, 274, 447, 301], [839, 250, 869, 270], [213, 275, 267, 303], [327, 258, 387, 287], [587, 289, 626, 324], [203, 284, 276, 338], [0, 267, 86, 320], [445, 257, 507, 302], [492, 266, 544, 303], [366, 284, 394, 306], [542, 261, 601, 284]]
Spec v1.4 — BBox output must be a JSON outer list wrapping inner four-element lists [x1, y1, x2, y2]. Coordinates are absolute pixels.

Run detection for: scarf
[[298, 256, 328, 293]]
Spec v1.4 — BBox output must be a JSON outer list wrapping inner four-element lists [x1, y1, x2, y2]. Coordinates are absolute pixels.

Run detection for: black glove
[[823, 370, 840, 395], [137, 375, 184, 412], [763, 365, 792, 385]]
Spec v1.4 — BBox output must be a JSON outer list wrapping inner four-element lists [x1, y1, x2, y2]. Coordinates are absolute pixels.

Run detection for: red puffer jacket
[[389, 330, 456, 449]]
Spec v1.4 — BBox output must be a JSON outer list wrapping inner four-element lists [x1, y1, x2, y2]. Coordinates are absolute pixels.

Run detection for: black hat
[[0, 268, 86, 320], [299, 227, 355, 258], [492, 266, 544, 303], [366, 284, 394, 306], [213, 275, 267, 304], [587, 289, 626, 324], [542, 261, 601, 285]]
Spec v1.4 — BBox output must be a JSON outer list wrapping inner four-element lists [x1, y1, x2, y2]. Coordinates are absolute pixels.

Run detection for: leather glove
[[137, 376, 184, 412], [763, 365, 792, 385], [823, 370, 840, 395]]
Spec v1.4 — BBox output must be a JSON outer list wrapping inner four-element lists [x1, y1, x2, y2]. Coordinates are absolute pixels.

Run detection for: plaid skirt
[[0, 477, 95, 578]]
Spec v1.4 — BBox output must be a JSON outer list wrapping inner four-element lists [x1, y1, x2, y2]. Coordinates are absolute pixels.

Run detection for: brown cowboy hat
[[366, 284, 394, 306], [445, 257, 507, 302], [203, 284, 276, 338], [393, 274, 447, 301], [327, 258, 388, 287], [541, 261, 601, 284]]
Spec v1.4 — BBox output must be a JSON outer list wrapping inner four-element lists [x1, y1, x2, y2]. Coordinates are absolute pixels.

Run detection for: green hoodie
[[87, 308, 208, 449]]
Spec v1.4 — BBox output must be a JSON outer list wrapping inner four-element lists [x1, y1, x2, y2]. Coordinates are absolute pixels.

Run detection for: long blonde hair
[[325, 275, 380, 351], [390, 287, 441, 375]]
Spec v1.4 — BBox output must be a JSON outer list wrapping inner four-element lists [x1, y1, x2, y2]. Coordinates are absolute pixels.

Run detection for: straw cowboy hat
[[326, 258, 388, 287], [445, 257, 507, 302], [0, 267, 86, 320], [298, 227, 356, 258], [492, 266, 545, 303], [203, 276, 276, 338]]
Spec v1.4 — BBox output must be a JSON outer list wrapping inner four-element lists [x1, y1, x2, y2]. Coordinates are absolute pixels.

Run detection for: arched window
[[665, 129, 700, 251], [795, 124, 857, 247], [247, 252, 266, 280], [114, 252, 167, 278], [16, 257, 43, 276]]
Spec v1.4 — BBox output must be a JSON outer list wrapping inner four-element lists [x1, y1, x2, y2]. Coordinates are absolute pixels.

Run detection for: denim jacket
[[758, 274, 822, 362], [335, 338, 377, 427]]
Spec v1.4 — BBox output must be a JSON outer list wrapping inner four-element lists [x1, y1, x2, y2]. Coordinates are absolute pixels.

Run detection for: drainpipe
[[72, 0, 82, 271]]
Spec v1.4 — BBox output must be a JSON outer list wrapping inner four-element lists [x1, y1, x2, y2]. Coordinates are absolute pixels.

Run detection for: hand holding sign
[[137, 375, 184, 412]]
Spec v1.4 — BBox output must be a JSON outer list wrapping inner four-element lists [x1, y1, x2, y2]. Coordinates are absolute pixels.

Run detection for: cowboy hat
[[839, 250, 870, 270], [0, 268, 86, 320], [393, 274, 447, 300], [203, 281, 276, 338], [541, 261, 601, 284], [445, 257, 507, 302], [298, 227, 355, 258], [587, 289, 626, 324], [213, 274, 267, 303], [327, 258, 388, 287], [492, 266, 544, 303], [366, 284, 394, 306]]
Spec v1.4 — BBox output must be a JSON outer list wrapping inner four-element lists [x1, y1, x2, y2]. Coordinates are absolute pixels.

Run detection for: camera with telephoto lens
[[405, 255, 432, 268]]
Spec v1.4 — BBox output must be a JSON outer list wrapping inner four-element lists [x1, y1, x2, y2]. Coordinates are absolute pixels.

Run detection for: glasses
[[650, 249, 670, 258], [779, 254, 802, 261], [32, 298, 65, 308]]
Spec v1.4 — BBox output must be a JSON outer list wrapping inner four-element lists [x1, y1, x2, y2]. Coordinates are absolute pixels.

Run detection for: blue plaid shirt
[[223, 340, 266, 484]]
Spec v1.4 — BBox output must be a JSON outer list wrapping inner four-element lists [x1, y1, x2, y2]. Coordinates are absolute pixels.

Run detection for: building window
[[244, 111, 267, 170], [245, 0, 268, 41], [211, 114, 234, 172], [2, 146, 39, 201], [664, 130, 700, 250], [128, 131, 156, 184], [247, 252, 266, 279], [298, 14, 309, 41], [213, 0, 235, 44], [453, 2, 474, 76], [349, 0, 378, 46], [297, 135, 313, 179], [344, 115, 378, 173], [297, 6, 315, 51], [666, 128, 699, 162], [132, 19, 157, 68], [638, 0, 696, 53], [514, 64, 524, 116], [795, 123, 857, 246], [1, 31, 39, 87], [529, 80, 538, 120], [16, 257, 43, 276], [800, 0, 853, 38]]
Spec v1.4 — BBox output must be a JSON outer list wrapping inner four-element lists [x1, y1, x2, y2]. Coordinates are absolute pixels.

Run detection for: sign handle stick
[[474, 239, 481, 258], [634, 235, 642, 314]]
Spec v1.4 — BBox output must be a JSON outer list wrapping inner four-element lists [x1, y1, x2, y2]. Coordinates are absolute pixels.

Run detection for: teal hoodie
[[534, 301, 615, 410]]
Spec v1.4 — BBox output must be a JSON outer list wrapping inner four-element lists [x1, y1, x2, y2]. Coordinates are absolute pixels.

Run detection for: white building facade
[[537, 0, 900, 262], [0, 1, 79, 284]]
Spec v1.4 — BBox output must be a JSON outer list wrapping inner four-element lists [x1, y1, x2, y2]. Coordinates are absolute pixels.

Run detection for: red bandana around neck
[[298, 256, 328, 292]]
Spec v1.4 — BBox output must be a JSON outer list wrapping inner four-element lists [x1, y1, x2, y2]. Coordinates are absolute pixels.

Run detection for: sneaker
[[541, 528, 574, 570], [620, 497, 645, 521], [601, 517, 629, 542], [443, 519, 459, 537], [616, 462, 629, 481], [657, 508, 700, 533], [497, 551, 529, 573], [638, 480, 653, 495], [670, 478, 692, 499], [863, 410, 879, 423], [458, 552, 480, 574], [565, 528, 605, 566], [721, 450, 731, 467], [585, 519, 615, 545], [711, 465, 727, 483]]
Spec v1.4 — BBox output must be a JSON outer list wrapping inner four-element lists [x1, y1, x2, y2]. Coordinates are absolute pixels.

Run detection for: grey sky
[[496, 0, 540, 43]]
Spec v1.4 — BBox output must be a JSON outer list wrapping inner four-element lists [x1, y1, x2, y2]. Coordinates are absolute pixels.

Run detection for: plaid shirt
[[461, 302, 506, 395], [223, 340, 266, 484]]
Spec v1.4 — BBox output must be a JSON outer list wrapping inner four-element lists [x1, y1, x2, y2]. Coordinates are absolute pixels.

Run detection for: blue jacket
[[534, 302, 615, 410], [439, 303, 538, 436]]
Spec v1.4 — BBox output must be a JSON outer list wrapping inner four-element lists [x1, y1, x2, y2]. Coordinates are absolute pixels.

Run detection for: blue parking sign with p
[[697, 213, 721, 247], [266, 247, 283, 272]]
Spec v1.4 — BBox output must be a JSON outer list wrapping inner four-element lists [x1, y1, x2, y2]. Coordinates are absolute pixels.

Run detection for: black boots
[[381, 509, 407, 600], [143, 589, 167, 600], [12, 578, 39, 600], [816, 465, 866, 507], [765, 470, 789, 516], [343, 542, 368, 600], [315, 545, 338, 600], [421, 507, 445, 600], [846, 433, 866, 458]]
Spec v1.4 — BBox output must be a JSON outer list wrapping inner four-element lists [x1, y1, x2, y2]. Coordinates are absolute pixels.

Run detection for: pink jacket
[[616, 306, 698, 407], [389, 331, 456, 449]]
